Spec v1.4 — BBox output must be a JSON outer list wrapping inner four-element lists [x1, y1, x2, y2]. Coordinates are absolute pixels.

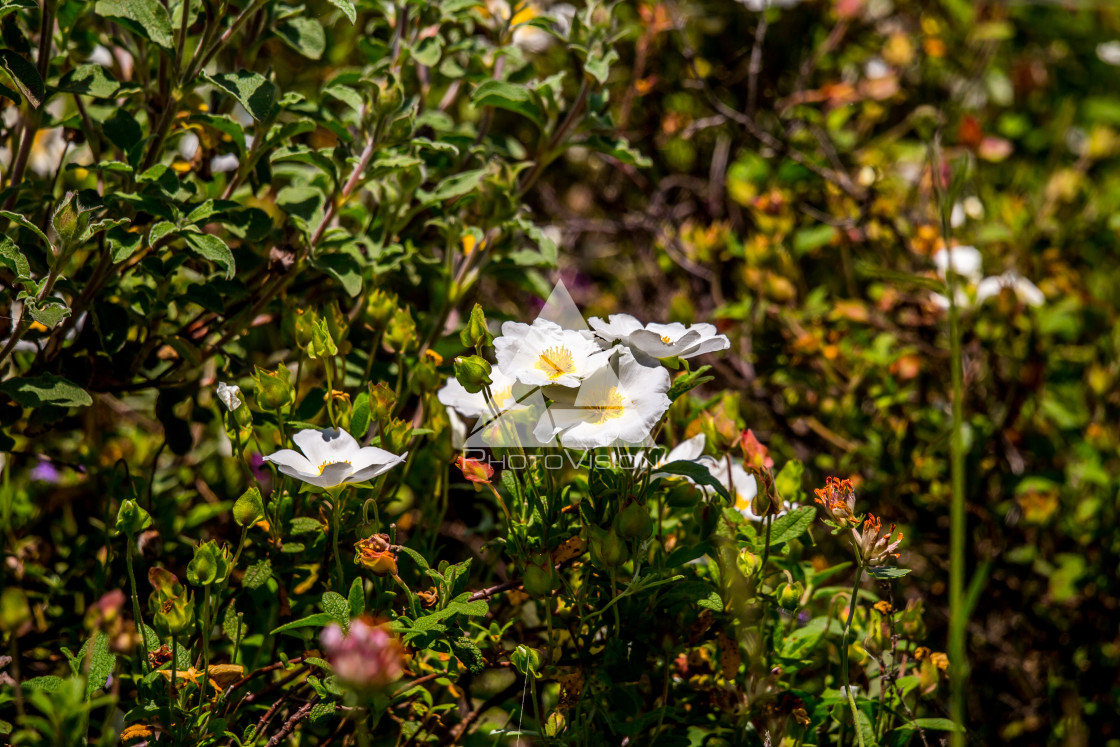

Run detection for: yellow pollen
[[492, 387, 513, 409], [535, 346, 576, 380], [660, 335, 673, 344], [586, 386, 626, 424], [316, 459, 351, 475]]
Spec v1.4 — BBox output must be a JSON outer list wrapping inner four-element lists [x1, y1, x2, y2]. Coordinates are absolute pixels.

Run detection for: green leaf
[[0, 210, 52, 251], [311, 252, 362, 297], [348, 578, 364, 618], [0, 50, 44, 108], [855, 710, 879, 747], [767, 506, 817, 547], [274, 17, 326, 60], [0, 374, 92, 408], [94, 0, 174, 50], [911, 718, 963, 733], [409, 599, 488, 632], [222, 603, 245, 643], [183, 232, 236, 279], [321, 591, 350, 632], [424, 169, 485, 203], [412, 35, 442, 66], [448, 636, 484, 673], [102, 109, 143, 152], [56, 64, 129, 98], [203, 70, 277, 122], [472, 80, 542, 127], [270, 612, 336, 636], [774, 459, 805, 504], [26, 299, 70, 328], [243, 559, 272, 589], [107, 227, 142, 263], [22, 676, 63, 692], [0, 236, 30, 279], [323, 84, 362, 114], [397, 545, 430, 572], [0, 0, 35, 21], [309, 700, 337, 724], [655, 460, 730, 503], [667, 366, 714, 401], [326, 0, 355, 23], [84, 632, 116, 699]]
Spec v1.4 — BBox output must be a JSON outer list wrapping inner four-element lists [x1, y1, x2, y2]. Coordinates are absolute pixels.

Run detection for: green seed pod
[[115, 498, 152, 537], [589, 526, 628, 569], [383, 308, 416, 353], [252, 364, 294, 411], [233, 487, 265, 528], [615, 498, 652, 541], [187, 540, 232, 586], [510, 645, 543, 678], [737, 549, 762, 577], [453, 355, 493, 394], [776, 581, 804, 610], [522, 553, 555, 597], [459, 304, 494, 351]]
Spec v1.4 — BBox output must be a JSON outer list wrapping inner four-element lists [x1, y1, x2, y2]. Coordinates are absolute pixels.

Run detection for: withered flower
[[354, 533, 398, 576], [852, 514, 903, 566]]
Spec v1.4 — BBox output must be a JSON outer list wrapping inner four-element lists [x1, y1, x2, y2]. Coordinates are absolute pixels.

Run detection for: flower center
[[491, 386, 514, 409], [660, 335, 673, 344], [535, 346, 576, 380], [586, 386, 627, 424], [316, 459, 351, 475]]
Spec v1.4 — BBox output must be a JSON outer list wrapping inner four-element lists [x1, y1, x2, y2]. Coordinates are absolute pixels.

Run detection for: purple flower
[[30, 460, 61, 483]]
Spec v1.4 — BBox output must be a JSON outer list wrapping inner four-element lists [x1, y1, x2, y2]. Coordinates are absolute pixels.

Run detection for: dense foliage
[[2, 0, 1119, 745]]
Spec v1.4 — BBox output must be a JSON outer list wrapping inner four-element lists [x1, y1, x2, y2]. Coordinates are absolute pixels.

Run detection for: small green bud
[[363, 289, 397, 329], [307, 316, 339, 360], [453, 355, 493, 394], [459, 304, 494, 350], [115, 498, 152, 537], [187, 540, 232, 586], [252, 364, 294, 411], [522, 553, 555, 597], [384, 308, 416, 353], [737, 549, 762, 577], [233, 487, 265, 528], [510, 645, 543, 678], [776, 581, 804, 610], [0, 587, 31, 633], [615, 498, 652, 541], [545, 711, 567, 738], [369, 382, 396, 423], [589, 526, 628, 569]]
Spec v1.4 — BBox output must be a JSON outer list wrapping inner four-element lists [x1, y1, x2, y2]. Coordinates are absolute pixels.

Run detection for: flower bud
[[411, 354, 442, 394], [510, 644, 543, 678], [522, 553, 555, 597], [740, 429, 773, 471], [589, 526, 628, 569], [252, 364, 294, 411], [453, 355, 492, 394], [383, 308, 416, 353], [363, 289, 397, 329], [354, 534, 398, 576], [615, 498, 652, 541], [369, 382, 396, 423], [454, 455, 493, 485], [0, 587, 31, 633], [115, 498, 152, 537], [737, 549, 762, 577], [307, 316, 339, 360], [216, 382, 242, 412], [187, 540, 232, 586], [321, 618, 404, 692], [233, 487, 265, 527], [459, 304, 494, 351], [148, 568, 194, 636], [290, 309, 317, 348], [776, 581, 803, 610]]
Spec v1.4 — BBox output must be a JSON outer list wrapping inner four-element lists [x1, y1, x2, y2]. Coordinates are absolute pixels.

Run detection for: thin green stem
[[200, 586, 211, 707], [331, 497, 346, 590], [126, 543, 153, 681], [840, 562, 866, 747]]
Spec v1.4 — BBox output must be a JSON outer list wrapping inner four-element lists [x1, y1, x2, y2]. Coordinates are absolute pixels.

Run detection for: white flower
[[216, 382, 242, 411], [1098, 41, 1120, 66], [264, 427, 406, 489], [588, 313, 730, 363], [487, 1, 575, 53], [738, 0, 800, 10], [210, 153, 239, 173], [699, 455, 762, 521], [88, 45, 115, 67], [976, 271, 1044, 307], [533, 350, 671, 448], [28, 127, 67, 178], [932, 246, 983, 283], [495, 318, 610, 388], [436, 364, 524, 419]]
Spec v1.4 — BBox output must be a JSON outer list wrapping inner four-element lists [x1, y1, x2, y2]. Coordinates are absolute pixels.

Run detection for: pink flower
[[320, 619, 404, 691]]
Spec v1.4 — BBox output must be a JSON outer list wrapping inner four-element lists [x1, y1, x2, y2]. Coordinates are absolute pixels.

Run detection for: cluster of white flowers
[[930, 246, 1044, 310], [438, 313, 730, 450]]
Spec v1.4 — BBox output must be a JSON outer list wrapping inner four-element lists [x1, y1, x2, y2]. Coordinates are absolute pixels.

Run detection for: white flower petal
[[293, 427, 362, 469], [347, 451, 407, 483], [264, 449, 318, 477]]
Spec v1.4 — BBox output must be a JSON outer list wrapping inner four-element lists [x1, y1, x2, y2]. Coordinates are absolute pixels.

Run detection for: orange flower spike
[[813, 476, 858, 525]]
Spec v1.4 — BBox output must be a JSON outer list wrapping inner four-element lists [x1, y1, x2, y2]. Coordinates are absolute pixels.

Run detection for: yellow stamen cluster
[[535, 346, 576, 380], [660, 335, 673, 344], [586, 386, 626, 424], [317, 459, 352, 475]]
